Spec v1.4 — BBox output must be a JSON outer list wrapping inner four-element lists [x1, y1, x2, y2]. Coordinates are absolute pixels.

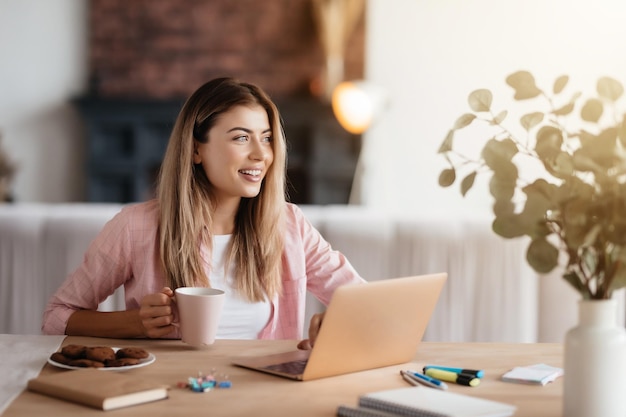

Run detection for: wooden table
[[3, 336, 563, 416]]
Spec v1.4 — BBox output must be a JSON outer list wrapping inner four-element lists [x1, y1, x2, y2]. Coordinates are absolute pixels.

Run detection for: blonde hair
[[156, 77, 286, 301]]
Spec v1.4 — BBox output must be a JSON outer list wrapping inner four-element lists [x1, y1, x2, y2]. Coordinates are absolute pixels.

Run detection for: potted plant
[[437, 70, 626, 417]]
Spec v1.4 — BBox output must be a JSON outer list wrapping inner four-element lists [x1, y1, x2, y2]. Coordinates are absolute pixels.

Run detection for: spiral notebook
[[337, 386, 516, 417]]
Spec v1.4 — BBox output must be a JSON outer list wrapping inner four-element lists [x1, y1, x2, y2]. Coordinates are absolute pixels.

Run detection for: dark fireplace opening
[[75, 97, 360, 205]]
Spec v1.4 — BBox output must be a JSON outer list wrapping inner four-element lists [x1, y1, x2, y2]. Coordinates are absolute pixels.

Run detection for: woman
[[42, 77, 365, 347]]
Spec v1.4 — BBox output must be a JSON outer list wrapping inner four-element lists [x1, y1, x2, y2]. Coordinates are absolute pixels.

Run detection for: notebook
[[27, 368, 168, 411], [232, 273, 447, 381], [501, 363, 563, 385], [337, 386, 516, 417]]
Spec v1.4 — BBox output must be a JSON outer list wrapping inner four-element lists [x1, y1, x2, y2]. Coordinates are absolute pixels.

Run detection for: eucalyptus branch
[[438, 70, 626, 299]]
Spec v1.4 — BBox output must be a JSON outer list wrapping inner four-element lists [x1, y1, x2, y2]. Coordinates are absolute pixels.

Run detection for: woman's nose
[[249, 139, 269, 160]]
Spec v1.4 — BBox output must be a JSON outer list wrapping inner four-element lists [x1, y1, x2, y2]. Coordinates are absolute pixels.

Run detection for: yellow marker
[[424, 368, 481, 387]]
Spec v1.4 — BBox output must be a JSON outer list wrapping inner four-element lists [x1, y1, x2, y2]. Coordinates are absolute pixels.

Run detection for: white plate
[[47, 347, 155, 371]]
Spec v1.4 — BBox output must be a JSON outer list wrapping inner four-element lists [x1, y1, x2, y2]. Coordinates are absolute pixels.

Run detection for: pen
[[424, 368, 481, 387], [403, 370, 448, 390], [423, 365, 485, 378], [400, 370, 420, 387]]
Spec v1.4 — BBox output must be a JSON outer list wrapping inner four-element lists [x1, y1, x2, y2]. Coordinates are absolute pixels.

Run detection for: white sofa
[[1, 203, 622, 341]]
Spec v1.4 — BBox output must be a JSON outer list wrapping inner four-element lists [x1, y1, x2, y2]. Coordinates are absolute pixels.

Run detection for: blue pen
[[423, 365, 485, 378], [403, 370, 448, 390]]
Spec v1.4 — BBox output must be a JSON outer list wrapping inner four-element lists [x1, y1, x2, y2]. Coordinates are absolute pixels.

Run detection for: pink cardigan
[[42, 200, 365, 339]]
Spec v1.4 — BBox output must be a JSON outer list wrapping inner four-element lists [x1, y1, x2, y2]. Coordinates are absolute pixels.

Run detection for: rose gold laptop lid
[[232, 273, 447, 381]]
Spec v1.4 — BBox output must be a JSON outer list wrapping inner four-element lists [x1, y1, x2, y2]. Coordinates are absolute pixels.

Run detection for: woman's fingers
[[297, 312, 326, 350], [308, 312, 325, 346], [297, 339, 312, 350], [139, 287, 176, 337]]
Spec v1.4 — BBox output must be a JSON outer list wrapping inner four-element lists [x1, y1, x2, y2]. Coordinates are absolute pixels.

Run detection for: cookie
[[49, 352, 72, 365], [60, 344, 86, 359], [85, 346, 116, 362], [105, 357, 141, 367], [68, 358, 105, 368], [116, 347, 149, 360]]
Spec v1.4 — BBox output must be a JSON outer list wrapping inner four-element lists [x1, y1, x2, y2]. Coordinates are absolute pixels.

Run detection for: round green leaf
[[468, 89, 492, 112], [526, 237, 559, 273], [519, 180, 557, 239], [460, 171, 477, 196], [580, 98, 603, 123], [520, 112, 544, 131], [481, 138, 519, 168], [553, 102, 575, 116], [545, 152, 575, 179], [453, 113, 477, 130], [553, 75, 569, 94], [505, 70, 542, 100], [493, 199, 515, 217], [489, 173, 516, 201], [535, 126, 563, 160], [438, 169, 456, 187], [597, 76, 624, 101], [576, 127, 619, 168], [492, 213, 527, 238]]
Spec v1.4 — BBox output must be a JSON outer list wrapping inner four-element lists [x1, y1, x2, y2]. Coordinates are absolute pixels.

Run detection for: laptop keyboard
[[263, 359, 309, 375]]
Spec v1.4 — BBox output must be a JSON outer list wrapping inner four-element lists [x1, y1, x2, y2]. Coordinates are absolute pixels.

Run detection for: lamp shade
[[331, 81, 387, 134]]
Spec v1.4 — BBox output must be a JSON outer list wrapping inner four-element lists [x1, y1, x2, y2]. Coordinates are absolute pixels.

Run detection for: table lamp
[[331, 80, 388, 134]]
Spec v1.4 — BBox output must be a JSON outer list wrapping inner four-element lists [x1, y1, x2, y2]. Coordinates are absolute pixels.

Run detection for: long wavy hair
[[156, 77, 287, 301]]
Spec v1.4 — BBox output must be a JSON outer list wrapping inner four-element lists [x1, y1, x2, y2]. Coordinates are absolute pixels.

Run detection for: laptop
[[232, 272, 447, 381]]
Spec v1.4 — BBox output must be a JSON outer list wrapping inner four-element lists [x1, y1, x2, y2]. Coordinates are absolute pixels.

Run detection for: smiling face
[[193, 104, 274, 206]]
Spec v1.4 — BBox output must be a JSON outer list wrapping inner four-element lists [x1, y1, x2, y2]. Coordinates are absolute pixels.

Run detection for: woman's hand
[[138, 287, 176, 338], [297, 311, 325, 350]]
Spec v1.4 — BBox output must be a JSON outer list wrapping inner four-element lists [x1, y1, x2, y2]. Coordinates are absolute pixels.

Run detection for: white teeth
[[239, 169, 261, 176]]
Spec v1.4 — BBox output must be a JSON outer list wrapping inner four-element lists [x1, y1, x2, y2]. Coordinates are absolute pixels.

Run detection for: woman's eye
[[262, 135, 273, 143], [234, 135, 248, 142]]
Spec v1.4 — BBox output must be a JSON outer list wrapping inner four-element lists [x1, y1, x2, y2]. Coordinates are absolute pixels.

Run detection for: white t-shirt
[[211, 235, 271, 339]]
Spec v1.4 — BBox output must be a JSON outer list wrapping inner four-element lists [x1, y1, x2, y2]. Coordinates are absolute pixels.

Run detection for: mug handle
[[170, 294, 180, 328]]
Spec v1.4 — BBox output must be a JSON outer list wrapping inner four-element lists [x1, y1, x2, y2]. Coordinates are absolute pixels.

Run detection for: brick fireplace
[[77, 0, 365, 204]]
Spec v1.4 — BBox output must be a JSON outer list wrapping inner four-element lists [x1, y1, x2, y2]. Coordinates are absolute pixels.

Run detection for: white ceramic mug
[[173, 287, 225, 347]]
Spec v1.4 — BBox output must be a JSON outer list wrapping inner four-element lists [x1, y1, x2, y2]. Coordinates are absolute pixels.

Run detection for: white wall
[[358, 0, 626, 336], [0, 0, 88, 202], [361, 0, 626, 217]]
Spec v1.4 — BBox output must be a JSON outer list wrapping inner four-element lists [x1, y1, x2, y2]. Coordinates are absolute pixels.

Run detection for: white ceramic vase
[[563, 299, 626, 417]]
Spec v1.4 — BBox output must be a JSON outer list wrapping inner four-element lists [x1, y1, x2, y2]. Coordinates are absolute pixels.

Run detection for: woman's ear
[[192, 142, 202, 164]]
